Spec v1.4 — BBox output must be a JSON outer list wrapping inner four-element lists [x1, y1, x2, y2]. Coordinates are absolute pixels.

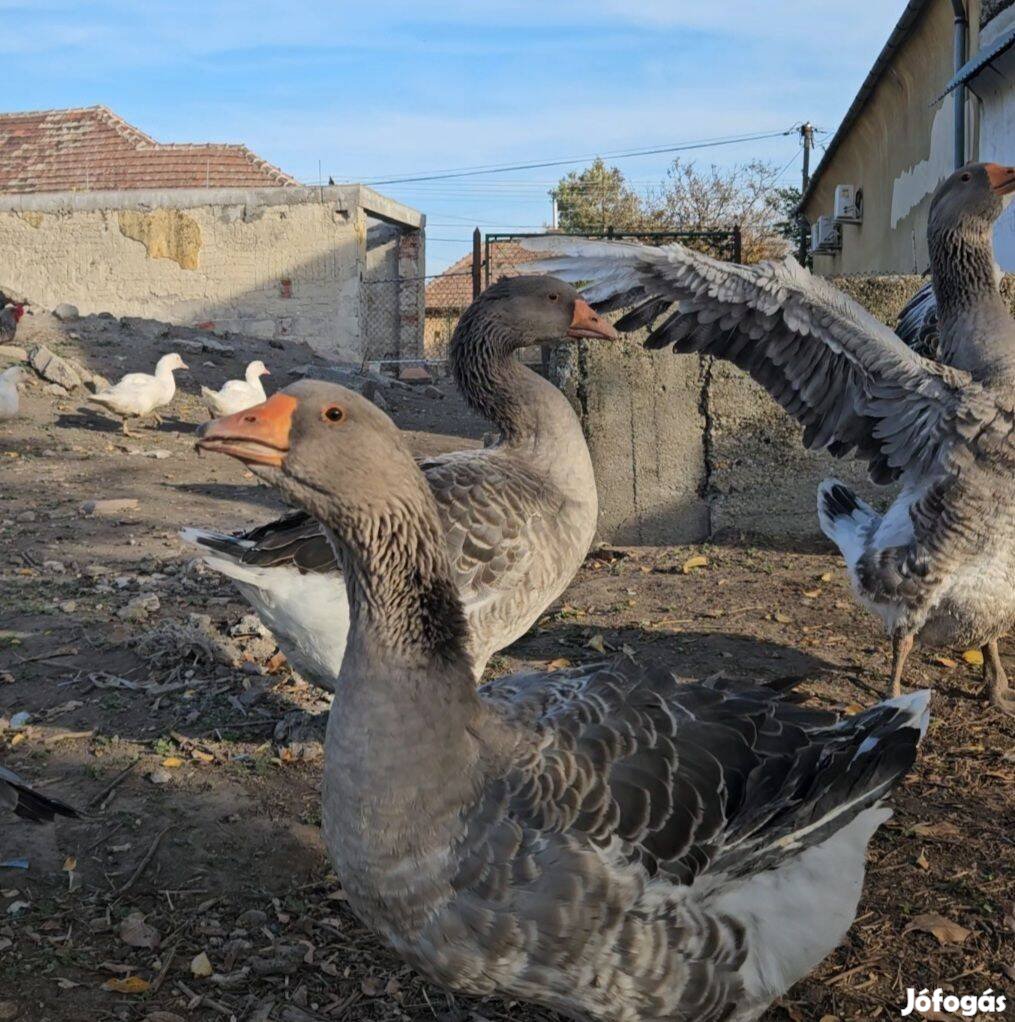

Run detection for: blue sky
[[5, 1, 904, 272]]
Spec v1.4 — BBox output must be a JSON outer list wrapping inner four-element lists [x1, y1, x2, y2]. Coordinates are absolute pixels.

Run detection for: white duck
[[89, 352, 188, 435], [201, 360, 270, 417], [0, 366, 28, 420]]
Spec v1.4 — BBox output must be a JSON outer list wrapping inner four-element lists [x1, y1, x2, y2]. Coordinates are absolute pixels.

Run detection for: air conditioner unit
[[809, 215, 841, 254], [833, 184, 862, 223]]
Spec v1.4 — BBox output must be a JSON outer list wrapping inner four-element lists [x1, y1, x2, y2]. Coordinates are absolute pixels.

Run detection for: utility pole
[[798, 122, 814, 265], [551, 195, 559, 230], [471, 227, 482, 300]]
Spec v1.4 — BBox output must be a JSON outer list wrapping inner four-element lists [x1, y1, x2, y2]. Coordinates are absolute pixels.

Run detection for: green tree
[[551, 157, 794, 263], [551, 159, 647, 233]]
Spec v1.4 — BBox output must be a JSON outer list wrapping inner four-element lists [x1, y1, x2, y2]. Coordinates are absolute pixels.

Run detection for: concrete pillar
[[554, 339, 710, 545], [397, 228, 424, 359]]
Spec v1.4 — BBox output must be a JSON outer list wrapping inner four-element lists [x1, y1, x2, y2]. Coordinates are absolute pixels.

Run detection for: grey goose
[[523, 162, 1015, 715], [183, 277, 615, 690], [196, 378, 929, 1022]]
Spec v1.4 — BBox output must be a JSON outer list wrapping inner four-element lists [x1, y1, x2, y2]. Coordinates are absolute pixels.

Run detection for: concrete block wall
[[556, 273, 1015, 546], [0, 185, 424, 363]]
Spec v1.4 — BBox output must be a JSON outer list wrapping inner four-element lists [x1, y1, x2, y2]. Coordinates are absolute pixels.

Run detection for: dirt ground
[[0, 309, 1012, 1022]]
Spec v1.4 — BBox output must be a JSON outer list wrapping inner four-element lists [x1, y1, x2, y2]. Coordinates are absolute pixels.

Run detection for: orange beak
[[985, 163, 1015, 195], [196, 393, 297, 468], [567, 299, 619, 341]]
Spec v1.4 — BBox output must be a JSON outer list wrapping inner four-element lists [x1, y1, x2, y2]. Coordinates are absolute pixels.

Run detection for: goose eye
[[322, 405, 346, 424], [548, 292, 559, 302], [961, 172, 972, 182]]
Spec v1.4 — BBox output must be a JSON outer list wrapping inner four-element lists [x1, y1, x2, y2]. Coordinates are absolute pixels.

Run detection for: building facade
[[801, 0, 1015, 275], [0, 107, 425, 361]]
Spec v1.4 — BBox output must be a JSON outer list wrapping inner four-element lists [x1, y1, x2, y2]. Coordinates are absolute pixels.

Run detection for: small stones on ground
[[28, 344, 82, 390], [190, 951, 214, 977], [148, 768, 172, 785], [43, 560, 65, 573], [424, 384, 444, 399], [0, 345, 28, 362], [58, 600, 77, 614], [15, 510, 35, 523], [43, 382, 68, 397], [80, 498, 139, 517], [118, 593, 160, 621], [53, 303, 79, 321], [9, 711, 31, 730]]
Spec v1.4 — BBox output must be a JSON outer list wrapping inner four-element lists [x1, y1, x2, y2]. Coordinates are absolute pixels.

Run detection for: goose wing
[[486, 662, 926, 884], [1, 765, 79, 822], [895, 280, 940, 360], [209, 450, 564, 611], [419, 449, 561, 612], [522, 237, 1004, 486]]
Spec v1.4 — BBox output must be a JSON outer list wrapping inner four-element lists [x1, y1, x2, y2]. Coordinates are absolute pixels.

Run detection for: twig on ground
[[116, 824, 170, 898], [87, 759, 139, 809]]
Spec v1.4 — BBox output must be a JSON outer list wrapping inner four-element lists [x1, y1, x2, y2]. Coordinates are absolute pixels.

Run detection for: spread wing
[[522, 236, 1004, 486]]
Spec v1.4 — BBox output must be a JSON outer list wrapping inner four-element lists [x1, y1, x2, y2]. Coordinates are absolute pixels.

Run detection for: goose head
[[245, 360, 270, 383], [929, 162, 1015, 239], [455, 274, 618, 357], [196, 380, 416, 519], [156, 352, 189, 375]]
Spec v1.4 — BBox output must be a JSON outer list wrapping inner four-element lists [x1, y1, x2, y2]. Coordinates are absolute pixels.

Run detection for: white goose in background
[[201, 359, 270, 417], [0, 366, 28, 421], [197, 378, 930, 1022], [525, 162, 1015, 715], [183, 277, 616, 692], [89, 352, 188, 435]]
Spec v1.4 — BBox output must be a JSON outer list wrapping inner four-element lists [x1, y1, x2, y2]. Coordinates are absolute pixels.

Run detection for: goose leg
[[983, 640, 1015, 717], [889, 633, 914, 698], [121, 417, 137, 437]]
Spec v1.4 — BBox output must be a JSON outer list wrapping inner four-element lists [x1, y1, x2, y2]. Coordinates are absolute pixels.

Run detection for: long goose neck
[[930, 220, 1015, 378], [313, 478, 485, 931], [450, 304, 543, 440]]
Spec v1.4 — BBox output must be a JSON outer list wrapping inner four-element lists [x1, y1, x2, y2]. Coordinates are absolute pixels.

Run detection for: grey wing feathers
[[497, 661, 924, 883], [895, 280, 940, 360], [420, 450, 554, 605], [1, 765, 79, 822], [522, 236, 997, 486], [190, 511, 336, 574]]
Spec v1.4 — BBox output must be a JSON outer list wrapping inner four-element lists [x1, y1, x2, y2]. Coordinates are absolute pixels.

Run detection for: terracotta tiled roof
[[425, 242, 544, 312], [0, 106, 298, 194]]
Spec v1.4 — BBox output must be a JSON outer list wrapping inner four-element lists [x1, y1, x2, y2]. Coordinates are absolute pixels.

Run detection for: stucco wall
[[557, 273, 1015, 547], [0, 186, 424, 362], [803, 0, 982, 276]]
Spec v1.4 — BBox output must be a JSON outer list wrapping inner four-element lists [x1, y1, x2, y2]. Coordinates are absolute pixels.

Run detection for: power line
[[363, 127, 799, 185]]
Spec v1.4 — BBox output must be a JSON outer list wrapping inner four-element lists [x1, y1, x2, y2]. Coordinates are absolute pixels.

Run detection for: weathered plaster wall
[[0, 186, 424, 362], [557, 273, 1015, 546]]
